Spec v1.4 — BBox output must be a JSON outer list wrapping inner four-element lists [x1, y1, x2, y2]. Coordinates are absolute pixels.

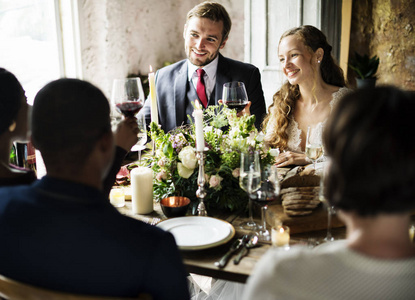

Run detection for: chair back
[[0, 274, 152, 300]]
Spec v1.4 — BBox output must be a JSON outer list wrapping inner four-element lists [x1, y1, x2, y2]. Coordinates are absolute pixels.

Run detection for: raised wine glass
[[239, 151, 261, 231], [131, 113, 147, 162], [319, 161, 335, 242], [111, 78, 145, 151], [253, 165, 280, 241], [222, 81, 249, 113], [305, 125, 324, 170]]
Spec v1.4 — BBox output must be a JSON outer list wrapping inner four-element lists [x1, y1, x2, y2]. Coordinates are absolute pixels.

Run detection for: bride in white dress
[[263, 25, 350, 168]]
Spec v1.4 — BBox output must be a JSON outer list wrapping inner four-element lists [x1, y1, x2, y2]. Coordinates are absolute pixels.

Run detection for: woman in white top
[[263, 25, 349, 167]]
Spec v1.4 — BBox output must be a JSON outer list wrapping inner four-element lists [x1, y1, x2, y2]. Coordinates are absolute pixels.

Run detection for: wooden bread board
[[265, 203, 344, 234], [265, 171, 345, 234]]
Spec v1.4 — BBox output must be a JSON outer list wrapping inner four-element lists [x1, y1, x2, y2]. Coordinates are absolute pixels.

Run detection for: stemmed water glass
[[111, 77, 145, 152], [222, 81, 249, 113], [305, 125, 324, 170], [239, 151, 261, 230], [253, 165, 280, 241], [131, 113, 147, 162], [319, 161, 335, 242]]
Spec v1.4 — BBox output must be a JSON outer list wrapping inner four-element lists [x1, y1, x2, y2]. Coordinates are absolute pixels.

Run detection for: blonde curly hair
[[262, 25, 345, 150]]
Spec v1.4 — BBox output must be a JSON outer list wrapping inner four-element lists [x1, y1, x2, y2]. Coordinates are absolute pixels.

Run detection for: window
[[0, 0, 61, 104]]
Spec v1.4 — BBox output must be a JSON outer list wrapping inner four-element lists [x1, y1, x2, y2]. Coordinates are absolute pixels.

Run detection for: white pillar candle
[[131, 167, 154, 214], [149, 65, 158, 125], [272, 225, 290, 248], [193, 100, 205, 151]]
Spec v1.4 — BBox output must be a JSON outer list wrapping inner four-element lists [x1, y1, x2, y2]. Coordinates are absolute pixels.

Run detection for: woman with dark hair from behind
[[244, 86, 415, 299], [0, 68, 36, 186], [263, 25, 350, 167]]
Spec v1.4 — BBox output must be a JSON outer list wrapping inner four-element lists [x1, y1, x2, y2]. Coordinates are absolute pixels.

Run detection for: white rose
[[209, 174, 223, 189], [177, 162, 194, 179], [178, 146, 197, 170]]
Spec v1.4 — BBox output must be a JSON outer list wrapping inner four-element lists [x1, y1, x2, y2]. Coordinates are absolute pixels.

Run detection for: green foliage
[[145, 105, 274, 212], [349, 52, 380, 79]]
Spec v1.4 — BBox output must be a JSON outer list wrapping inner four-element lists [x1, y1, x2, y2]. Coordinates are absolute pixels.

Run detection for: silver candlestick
[[196, 149, 208, 216]]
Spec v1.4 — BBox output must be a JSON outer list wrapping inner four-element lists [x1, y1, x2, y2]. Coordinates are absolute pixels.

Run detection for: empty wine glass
[[305, 125, 324, 170], [253, 165, 280, 241], [239, 151, 261, 231], [222, 81, 249, 113], [319, 161, 335, 242], [131, 113, 147, 161]]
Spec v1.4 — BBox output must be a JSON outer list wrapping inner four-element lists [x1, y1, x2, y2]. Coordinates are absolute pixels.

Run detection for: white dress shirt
[[187, 56, 219, 101]]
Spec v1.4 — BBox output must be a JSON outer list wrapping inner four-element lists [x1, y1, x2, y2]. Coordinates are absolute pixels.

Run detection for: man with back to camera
[[140, 1, 266, 132], [0, 78, 190, 300]]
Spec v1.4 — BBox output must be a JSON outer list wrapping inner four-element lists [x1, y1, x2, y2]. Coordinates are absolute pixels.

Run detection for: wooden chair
[[0, 274, 152, 300]]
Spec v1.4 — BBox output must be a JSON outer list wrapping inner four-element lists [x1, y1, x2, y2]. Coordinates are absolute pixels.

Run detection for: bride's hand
[[275, 151, 309, 167]]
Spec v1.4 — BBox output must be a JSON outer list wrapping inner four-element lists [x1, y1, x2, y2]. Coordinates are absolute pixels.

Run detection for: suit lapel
[[214, 54, 231, 103], [174, 62, 189, 127]]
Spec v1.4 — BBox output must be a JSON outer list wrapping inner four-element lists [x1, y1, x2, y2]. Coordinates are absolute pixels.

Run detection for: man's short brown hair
[[186, 1, 232, 42]]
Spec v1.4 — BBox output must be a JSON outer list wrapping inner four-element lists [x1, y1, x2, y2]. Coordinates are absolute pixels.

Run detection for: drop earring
[[318, 60, 321, 64], [8, 121, 16, 132]]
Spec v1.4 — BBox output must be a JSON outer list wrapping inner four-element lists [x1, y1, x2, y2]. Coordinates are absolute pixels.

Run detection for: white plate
[[156, 216, 235, 250]]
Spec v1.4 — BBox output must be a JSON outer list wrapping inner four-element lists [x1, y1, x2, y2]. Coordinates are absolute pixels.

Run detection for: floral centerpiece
[[147, 104, 274, 212]]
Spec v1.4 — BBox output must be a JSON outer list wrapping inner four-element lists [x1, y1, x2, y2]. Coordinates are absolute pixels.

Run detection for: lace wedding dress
[[265, 87, 350, 152]]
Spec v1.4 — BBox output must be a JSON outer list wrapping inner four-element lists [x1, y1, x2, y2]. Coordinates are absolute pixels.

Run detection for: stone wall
[[348, 0, 415, 89], [77, 0, 244, 98]]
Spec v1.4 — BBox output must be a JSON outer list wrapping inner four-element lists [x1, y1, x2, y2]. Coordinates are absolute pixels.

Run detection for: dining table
[[116, 191, 347, 284]]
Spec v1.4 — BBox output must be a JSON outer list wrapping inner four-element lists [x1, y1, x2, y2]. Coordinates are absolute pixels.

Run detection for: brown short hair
[[186, 1, 232, 42]]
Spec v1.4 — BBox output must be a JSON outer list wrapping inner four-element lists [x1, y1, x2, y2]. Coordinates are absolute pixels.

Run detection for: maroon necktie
[[196, 68, 208, 108]]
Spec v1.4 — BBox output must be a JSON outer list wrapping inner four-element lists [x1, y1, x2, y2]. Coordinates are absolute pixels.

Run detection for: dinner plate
[[156, 216, 235, 250]]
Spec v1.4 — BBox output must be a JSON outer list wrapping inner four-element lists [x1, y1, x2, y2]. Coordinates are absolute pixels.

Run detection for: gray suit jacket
[[141, 54, 266, 132]]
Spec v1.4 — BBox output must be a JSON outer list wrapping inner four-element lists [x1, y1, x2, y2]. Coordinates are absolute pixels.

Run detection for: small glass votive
[[272, 225, 290, 249], [109, 186, 125, 208], [409, 224, 415, 243]]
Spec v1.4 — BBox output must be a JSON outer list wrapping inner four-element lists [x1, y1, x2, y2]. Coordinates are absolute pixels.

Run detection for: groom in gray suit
[[140, 1, 266, 132]]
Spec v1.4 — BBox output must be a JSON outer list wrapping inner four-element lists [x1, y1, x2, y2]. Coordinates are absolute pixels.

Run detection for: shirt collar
[[187, 55, 219, 81]]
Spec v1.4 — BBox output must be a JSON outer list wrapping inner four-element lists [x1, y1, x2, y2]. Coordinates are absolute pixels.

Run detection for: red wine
[[116, 101, 143, 117], [225, 101, 247, 113]]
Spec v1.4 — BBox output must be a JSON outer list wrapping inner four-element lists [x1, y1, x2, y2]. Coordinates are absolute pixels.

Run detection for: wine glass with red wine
[[252, 165, 280, 241], [222, 81, 249, 113], [111, 78, 145, 118], [111, 78, 145, 151]]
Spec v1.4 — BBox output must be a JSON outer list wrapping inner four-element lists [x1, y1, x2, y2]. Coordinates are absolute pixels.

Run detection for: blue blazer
[[141, 54, 266, 132], [0, 176, 190, 299]]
